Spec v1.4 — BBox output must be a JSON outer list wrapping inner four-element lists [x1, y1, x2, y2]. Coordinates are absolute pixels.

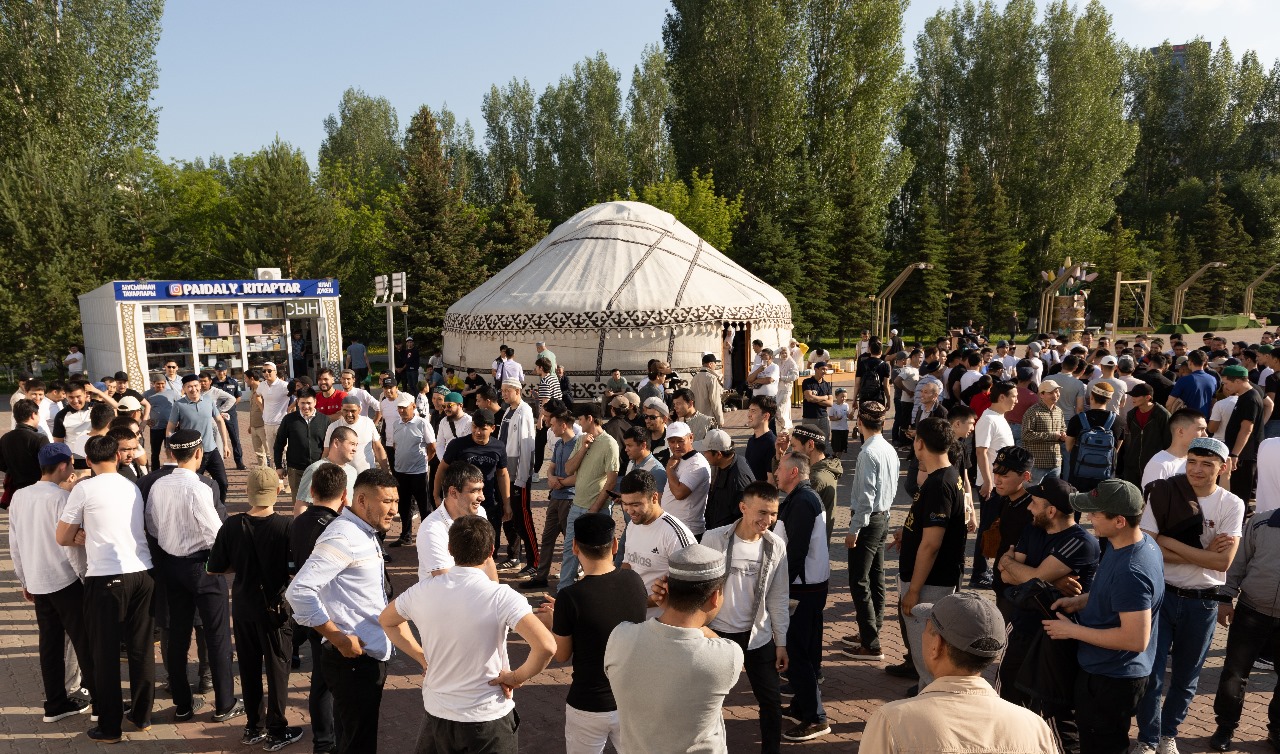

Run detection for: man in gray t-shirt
[[605, 543, 742, 754]]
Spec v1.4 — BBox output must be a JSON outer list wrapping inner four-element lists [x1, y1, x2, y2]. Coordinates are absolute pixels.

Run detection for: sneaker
[[782, 721, 831, 741], [1255, 656, 1274, 671], [1127, 743, 1155, 754], [497, 559, 520, 571], [242, 727, 268, 746], [174, 696, 206, 722], [780, 706, 802, 724], [43, 697, 91, 723], [1209, 726, 1233, 752], [518, 565, 538, 578], [86, 727, 122, 743], [842, 646, 885, 661], [779, 682, 795, 698], [387, 538, 410, 547], [969, 576, 994, 590], [520, 578, 549, 591], [1157, 737, 1179, 754], [198, 674, 214, 694], [817, 671, 825, 685], [212, 698, 246, 722], [884, 661, 919, 679], [263, 726, 304, 751], [839, 634, 861, 649]]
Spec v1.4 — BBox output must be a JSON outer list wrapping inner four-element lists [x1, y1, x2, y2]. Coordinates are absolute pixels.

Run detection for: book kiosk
[[78, 277, 342, 390]]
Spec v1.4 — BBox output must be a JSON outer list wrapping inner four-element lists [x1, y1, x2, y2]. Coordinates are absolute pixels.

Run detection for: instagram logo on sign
[[168, 284, 183, 296]]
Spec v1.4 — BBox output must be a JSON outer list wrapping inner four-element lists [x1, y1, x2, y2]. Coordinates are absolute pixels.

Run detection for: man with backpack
[[855, 341, 892, 408], [1066, 382, 1125, 491]]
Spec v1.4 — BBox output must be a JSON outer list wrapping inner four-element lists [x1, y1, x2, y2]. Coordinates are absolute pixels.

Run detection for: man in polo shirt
[[801, 362, 834, 442], [387, 393, 435, 544], [286, 469, 400, 754], [55, 435, 156, 743], [145, 374, 175, 468], [381, 515, 556, 752], [862, 593, 1056, 753], [1041, 479, 1164, 754], [10, 442, 93, 724], [273, 387, 327, 507], [254, 362, 290, 472], [559, 403, 619, 589], [167, 374, 232, 506], [209, 362, 245, 470], [417, 462, 492, 580], [1134, 438, 1243, 754], [661, 420, 712, 538]]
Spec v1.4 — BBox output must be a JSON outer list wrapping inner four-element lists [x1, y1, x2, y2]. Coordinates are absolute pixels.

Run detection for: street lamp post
[[945, 292, 954, 332]]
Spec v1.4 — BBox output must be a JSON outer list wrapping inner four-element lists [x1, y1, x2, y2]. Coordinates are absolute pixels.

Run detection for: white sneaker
[[1127, 743, 1155, 754], [1157, 737, 1179, 754]]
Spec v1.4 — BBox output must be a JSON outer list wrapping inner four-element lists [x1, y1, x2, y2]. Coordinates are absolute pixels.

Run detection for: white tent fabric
[[442, 201, 793, 397]]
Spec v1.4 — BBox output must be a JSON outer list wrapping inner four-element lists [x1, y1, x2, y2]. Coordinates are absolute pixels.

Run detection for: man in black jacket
[[273, 388, 327, 508], [0, 398, 48, 493], [697, 429, 755, 531]]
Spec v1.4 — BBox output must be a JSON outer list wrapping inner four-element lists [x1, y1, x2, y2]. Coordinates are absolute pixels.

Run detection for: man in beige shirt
[[861, 593, 1056, 754]]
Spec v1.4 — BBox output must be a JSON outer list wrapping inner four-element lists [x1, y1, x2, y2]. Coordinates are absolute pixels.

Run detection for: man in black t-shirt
[[439, 409, 511, 546], [539, 513, 647, 748], [985, 447, 1034, 615], [855, 342, 892, 406], [800, 363, 834, 442], [745, 396, 778, 483], [1221, 365, 1264, 506], [894, 417, 967, 687], [208, 467, 301, 749]]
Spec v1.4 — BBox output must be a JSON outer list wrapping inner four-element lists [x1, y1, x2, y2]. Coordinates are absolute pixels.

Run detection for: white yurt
[[442, 201, 793, 398]]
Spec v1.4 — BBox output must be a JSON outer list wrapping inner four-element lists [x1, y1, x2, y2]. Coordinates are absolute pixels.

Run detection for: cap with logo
[[247, 467, 280, 507], [992, 446, 1033, 475], [1025, 477, 1076, 512], [382, 377, 396, 388], [1069, 478, 1144, 517], [214, 362, 228, 370], [911, 592, 1006, 658], [693, 429, 733, 453]]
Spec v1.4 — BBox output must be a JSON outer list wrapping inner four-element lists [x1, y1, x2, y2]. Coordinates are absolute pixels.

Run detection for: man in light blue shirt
[[841, 401, 900, 661], [286, 469, 399, 754]]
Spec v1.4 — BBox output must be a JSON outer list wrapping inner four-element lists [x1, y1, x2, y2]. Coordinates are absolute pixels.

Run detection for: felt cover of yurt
[[442, 201, 793, 397]]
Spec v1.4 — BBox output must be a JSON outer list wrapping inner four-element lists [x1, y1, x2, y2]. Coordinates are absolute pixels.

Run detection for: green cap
[[1259, 344, 1274, 354], [1222, 364, 1249, 379], [445, 391, 464, 405], [1070, 478, 1144, 517]]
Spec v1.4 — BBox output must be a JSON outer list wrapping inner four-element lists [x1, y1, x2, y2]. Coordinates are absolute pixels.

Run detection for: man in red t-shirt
[[313, 368, 347, 418]]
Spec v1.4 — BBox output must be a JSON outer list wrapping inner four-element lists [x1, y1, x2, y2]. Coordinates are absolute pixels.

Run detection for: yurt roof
[[443, 201, 792, 340]]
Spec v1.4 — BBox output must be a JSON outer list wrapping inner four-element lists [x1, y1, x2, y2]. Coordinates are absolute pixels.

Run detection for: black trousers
[[1075, 670, 1147, 754], [394, 471, 431, 541], [503, 481, 537, 568], [354, 367, 368, 385], [34, 579, 95, 714], [893, 400, 913, 444], [971, 490, 999, 583], [721, 632, 782, 754], [848, 511, 889, 652], [1230, 459, 1256, 510], [225, 408, 244, 468], [534, 425, 548, 469], [84, 571, 155, 736], [416, 709, 518, 754], [233, 610, 292, 737], [308, 632, 338, 753], [321, 646, 387, 754], [198, 447, 229, 506], [149, 427, 166, 470], [1215, 602, 1280, 733], [1000, 630, 1080, 754], [163, 554, 235, 712]]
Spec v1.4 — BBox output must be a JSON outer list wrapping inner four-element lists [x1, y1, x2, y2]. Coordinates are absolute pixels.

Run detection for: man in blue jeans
[[1135, 437, 1243, 753], [560, 403, 618, 591]]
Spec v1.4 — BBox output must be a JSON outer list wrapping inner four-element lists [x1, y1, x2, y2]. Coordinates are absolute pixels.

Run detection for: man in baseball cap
[[862, 592, 1056, 752], [605, 544, 744, 754], [1040, 476, 1164, 754], [696, 429, 754, 531]]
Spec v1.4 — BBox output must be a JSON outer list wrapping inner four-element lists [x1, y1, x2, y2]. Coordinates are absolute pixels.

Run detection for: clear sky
[[153, 0, 1280, 165]]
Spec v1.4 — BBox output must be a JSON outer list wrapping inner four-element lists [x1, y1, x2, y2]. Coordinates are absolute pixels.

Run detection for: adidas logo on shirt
[[651, 547, 659, 554]]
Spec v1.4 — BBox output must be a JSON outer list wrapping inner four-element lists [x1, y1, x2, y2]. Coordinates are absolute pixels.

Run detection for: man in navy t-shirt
[[1040, 479, 1163, 754], [1166, 350, 1217, 416], [439, 409, 510, 545]]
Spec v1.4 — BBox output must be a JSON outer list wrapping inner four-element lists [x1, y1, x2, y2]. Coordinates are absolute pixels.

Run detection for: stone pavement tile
[[0, 411, 1276, 752]]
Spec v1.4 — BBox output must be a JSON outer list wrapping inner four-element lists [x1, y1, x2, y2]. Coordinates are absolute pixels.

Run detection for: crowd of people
[[1, 328, 1279, 753]]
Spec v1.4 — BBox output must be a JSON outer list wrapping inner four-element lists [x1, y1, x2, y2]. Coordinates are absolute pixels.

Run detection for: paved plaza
[[0, 380, 1277, 752]]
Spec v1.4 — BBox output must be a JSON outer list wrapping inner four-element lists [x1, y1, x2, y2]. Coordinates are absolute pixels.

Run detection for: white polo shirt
[[417, 504, 455, 581], [379, 396, 402, 448], [395, 567, 532, 723], [60, 473, 153, 577], [1140, 484, 1244, 589], [257, 379, 290, 425]]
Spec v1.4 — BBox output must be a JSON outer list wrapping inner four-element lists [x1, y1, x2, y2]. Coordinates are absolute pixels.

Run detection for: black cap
[[1127, 382, 1152, 397], [702, 353, 720, 365], [181, 374, 200, 385], [215, 361, 228, 370], [921, 360, 940, 375], [472, 408, 497, 427], [382, 377, 396, 388], [992, 446, 1033, 475], [1026, 477, 1077, 512], [572, 513, 616, 546]]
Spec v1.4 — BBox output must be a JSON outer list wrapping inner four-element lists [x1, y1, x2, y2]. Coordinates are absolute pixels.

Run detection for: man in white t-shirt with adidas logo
[[619, 468, 694, 618]]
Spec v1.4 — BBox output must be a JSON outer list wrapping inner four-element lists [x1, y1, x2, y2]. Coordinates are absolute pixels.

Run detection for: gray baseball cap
[[693, 429, 733, 453], [911, 592, 1006, 658]]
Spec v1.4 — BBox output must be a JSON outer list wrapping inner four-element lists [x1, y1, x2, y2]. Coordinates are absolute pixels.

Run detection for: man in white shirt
[[972, 382, 1016, 588], [1136, 437, 1244, 753], [774, 348, 800, 430], [619, 469, 695, 618], [10, 443, 92, 723], [144, 429, 240, 723], [381, 515, 555, 752], [324, 394, 387, 472], [56, 434, 156, 742], [431, 392, 473, 482], [338, 369, 381, 424], [417, 462, 490, 580], [1088, 354, 1128, 414], [378, 378, 403, 470], [748, 348, 780, 399], [1141, 408, 1208, 488], [661, 421, 713, 537], [63, 345, 84, 377], [253, 362, 289, 471]]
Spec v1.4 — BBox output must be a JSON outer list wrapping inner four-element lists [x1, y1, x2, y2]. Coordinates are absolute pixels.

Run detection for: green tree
[[317, 87, 402, 205], [389, 106, 485, 344], [226, 139, 333, 279], [481, 171, 548, 273], [1191, 176, 1253, 314], [625, 43, 676, 189], [898, 196, 949, 338], [785, 163, 838, 338], [945, 165, 985, 324], [481, 78, 538, 205], [983, 180, 1026, 326], [830, 165, 888, 346], [739, 213, 810, 332], [626, 169, 743, 252]]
